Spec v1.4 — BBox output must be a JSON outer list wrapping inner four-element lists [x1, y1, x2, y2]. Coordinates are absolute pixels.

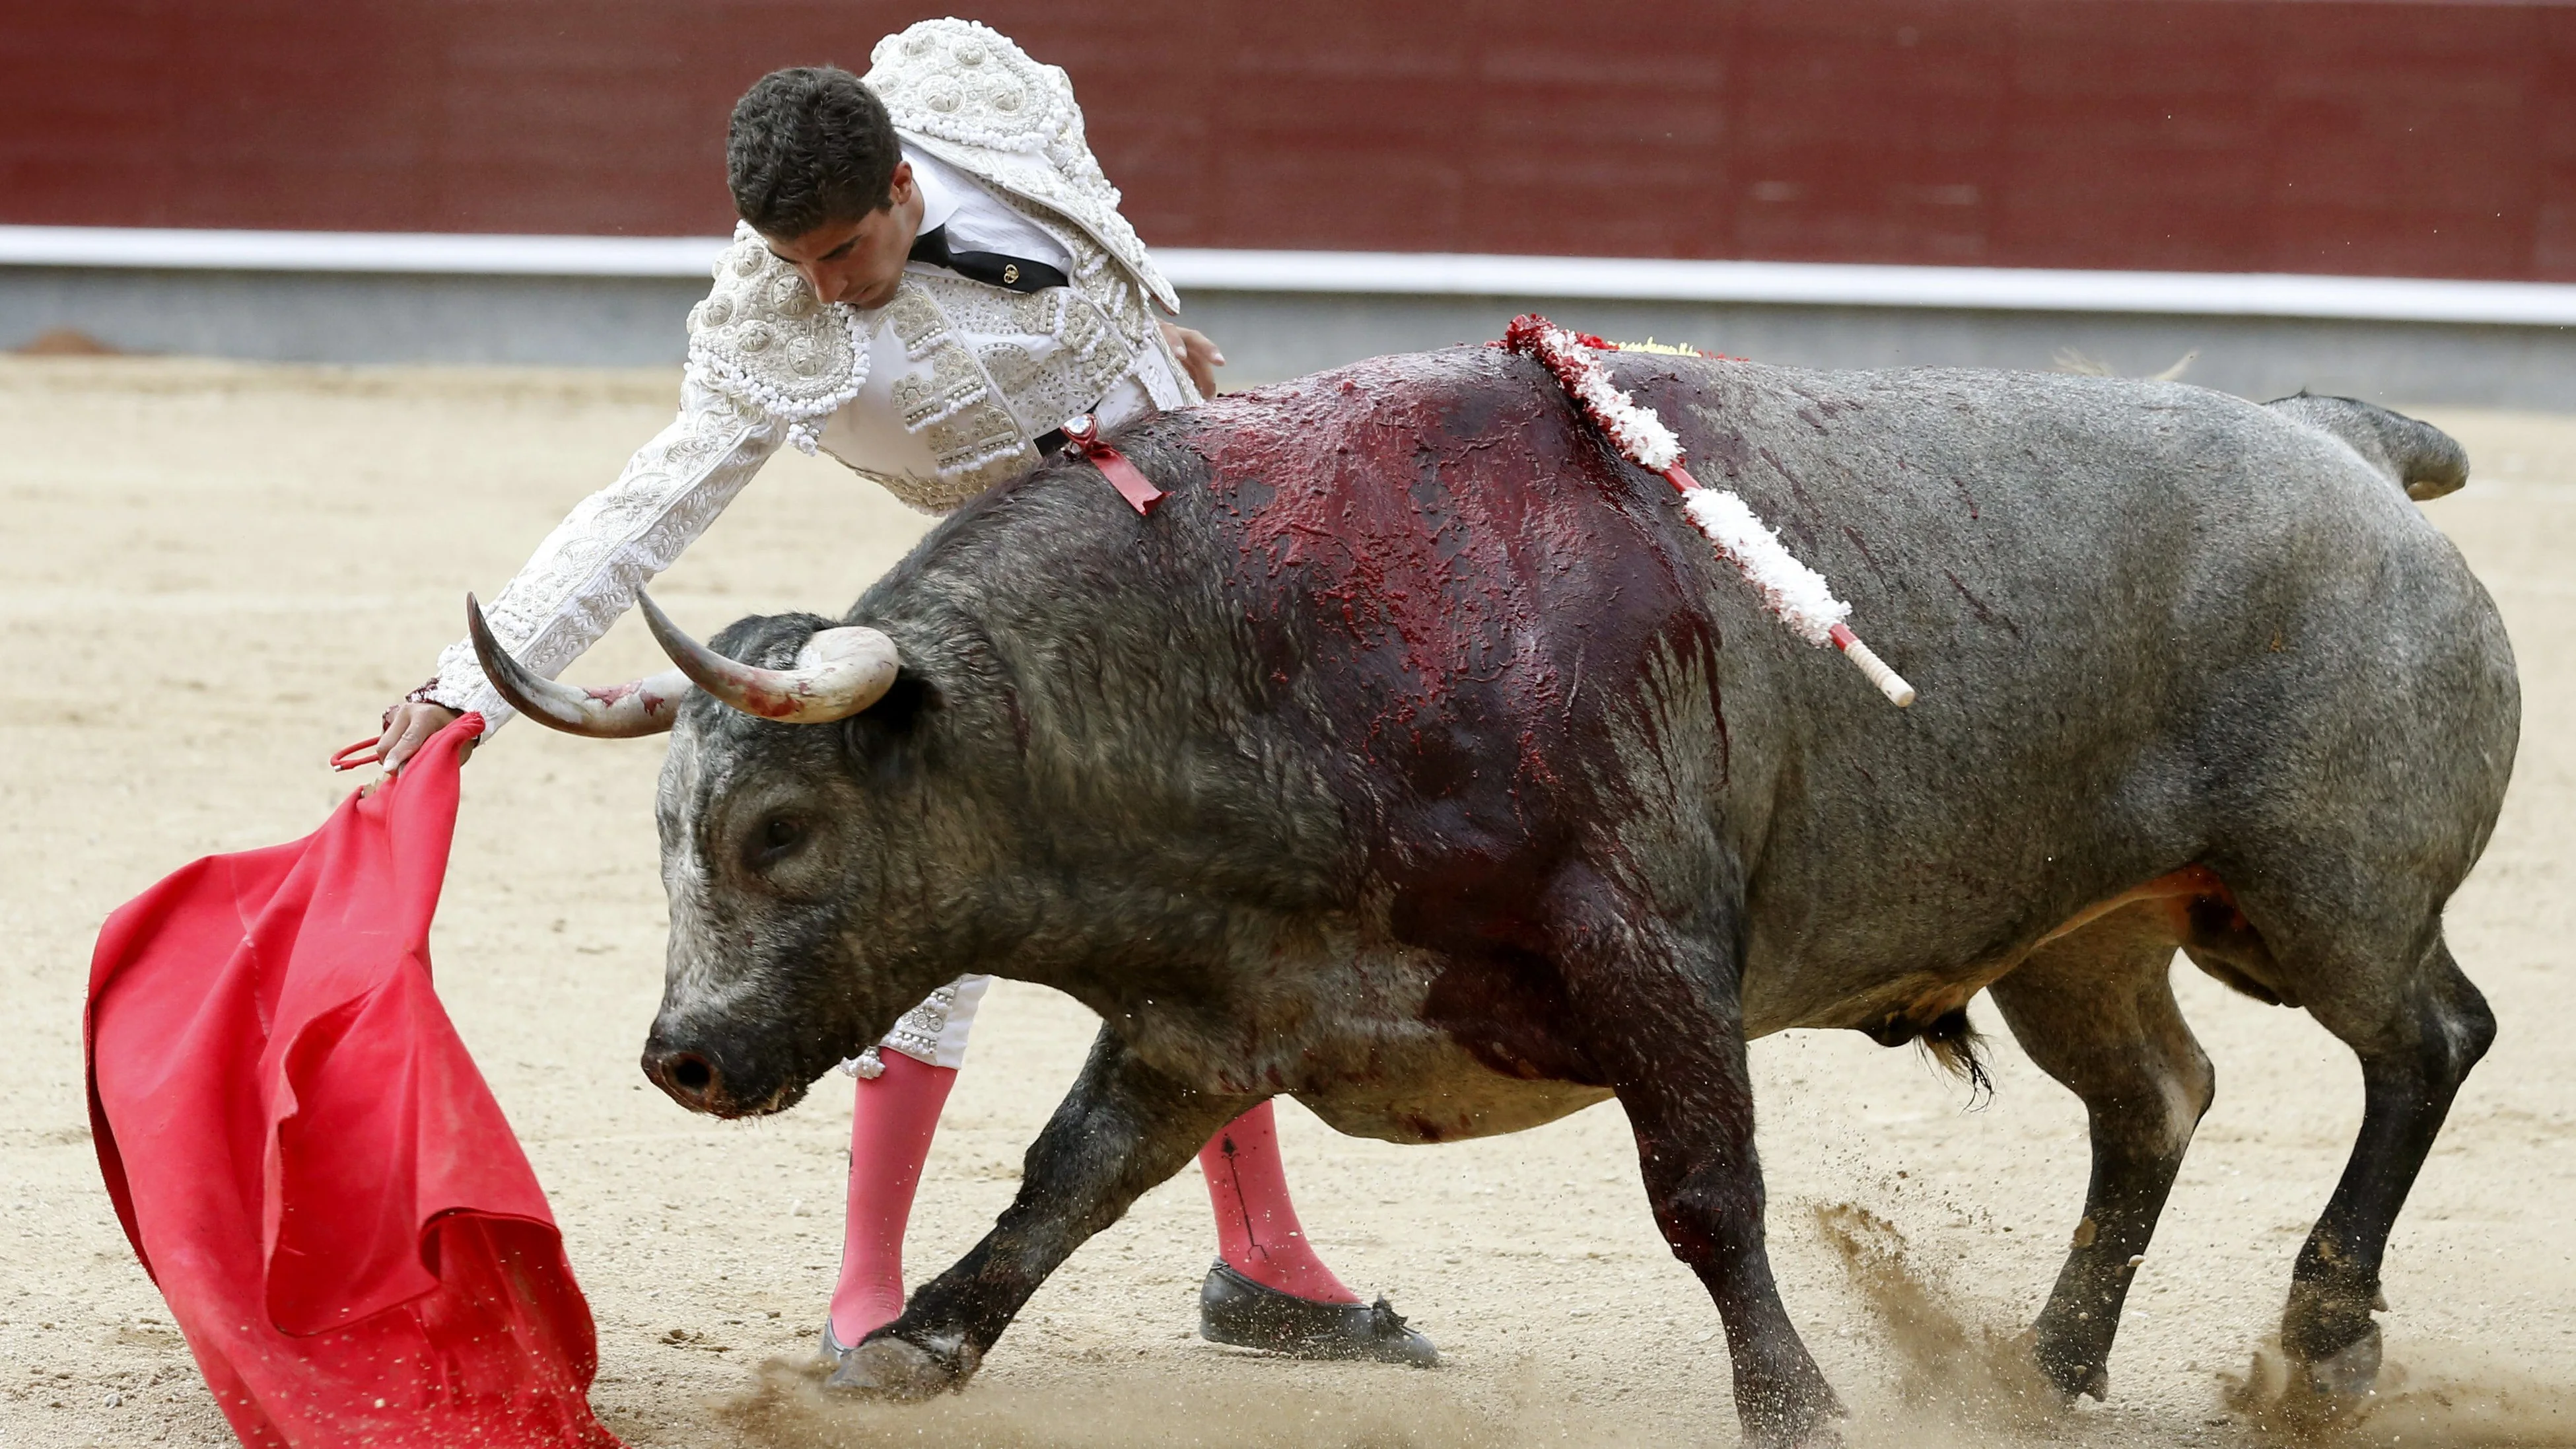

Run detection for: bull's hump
[[1189, 344, 1636, 581], [1186, 347, 1689, 694], [1193, 347, 1541, 460], [1178, 348, 1727, 893]]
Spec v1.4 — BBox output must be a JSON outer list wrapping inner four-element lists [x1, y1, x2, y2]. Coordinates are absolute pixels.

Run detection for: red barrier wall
[[3, 1, 2569, 280]]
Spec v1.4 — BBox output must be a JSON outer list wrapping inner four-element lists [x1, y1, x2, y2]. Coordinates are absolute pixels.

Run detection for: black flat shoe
[[1197, 1260, 1440, 1366]]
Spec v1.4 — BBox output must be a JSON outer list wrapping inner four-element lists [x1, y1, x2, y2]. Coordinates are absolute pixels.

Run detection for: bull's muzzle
[[640, 1040, 724, 1112], [640, 1030, 794, 1117]]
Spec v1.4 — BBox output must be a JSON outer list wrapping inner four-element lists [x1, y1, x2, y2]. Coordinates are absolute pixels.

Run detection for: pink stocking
[[1198, 1100, 1360, 1304], [829, 1052, 957, 1343]]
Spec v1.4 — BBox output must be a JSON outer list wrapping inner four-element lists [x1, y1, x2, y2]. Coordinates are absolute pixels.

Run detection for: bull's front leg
[[828, 1023, 1249, 1398], [1548, 865, 1843, 1447]]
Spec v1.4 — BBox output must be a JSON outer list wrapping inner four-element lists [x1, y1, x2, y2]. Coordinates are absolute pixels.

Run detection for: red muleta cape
[[85, 716, 621, 1448]]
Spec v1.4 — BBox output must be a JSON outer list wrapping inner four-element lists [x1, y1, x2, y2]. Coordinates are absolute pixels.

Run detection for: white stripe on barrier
[[1156, 249, 2576, 327], [5, 225, 2575, 326], [0, 225, 728, 278]]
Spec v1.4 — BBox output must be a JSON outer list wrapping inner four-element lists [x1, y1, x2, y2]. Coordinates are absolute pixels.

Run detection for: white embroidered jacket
[[422, 18, 1197, 728]]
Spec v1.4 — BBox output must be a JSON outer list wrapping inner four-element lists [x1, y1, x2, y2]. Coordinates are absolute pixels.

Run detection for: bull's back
[[1177, 349, 2509, 1028], [1609, 356, 2513, 1026]]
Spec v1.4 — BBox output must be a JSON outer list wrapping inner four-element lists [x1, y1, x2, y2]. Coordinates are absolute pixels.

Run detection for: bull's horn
[[466, 593, 693, 738], [637, 591, 900, 724]]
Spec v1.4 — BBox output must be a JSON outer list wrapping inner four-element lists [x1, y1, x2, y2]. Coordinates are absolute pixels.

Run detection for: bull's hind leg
[[831, 1024, 1249, 1397], [1987, 915, 2214, 1401], [1548, 863, 1842, 1448], [2266, 928, 2494, 1415]]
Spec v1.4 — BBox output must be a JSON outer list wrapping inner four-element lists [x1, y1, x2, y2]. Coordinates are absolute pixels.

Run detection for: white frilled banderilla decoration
[[1500, 315, 1916, 707]]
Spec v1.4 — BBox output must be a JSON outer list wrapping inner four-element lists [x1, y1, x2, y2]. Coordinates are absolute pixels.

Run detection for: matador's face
[[761, 160, 924, 312]]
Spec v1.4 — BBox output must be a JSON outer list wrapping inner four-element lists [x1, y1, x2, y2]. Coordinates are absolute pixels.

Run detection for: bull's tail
[[2264, 392, 2469, 501]]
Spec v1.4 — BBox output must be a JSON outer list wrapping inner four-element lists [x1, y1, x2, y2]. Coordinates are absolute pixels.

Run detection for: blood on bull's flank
[[479, 343, 2515, 1448]]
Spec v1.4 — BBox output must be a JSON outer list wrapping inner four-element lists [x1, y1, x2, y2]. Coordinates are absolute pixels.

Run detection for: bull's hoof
[[2029, 1351, 2112, 1402], [1197, 1261, 1440, 1366], [2025, 1329, 2111, 1404], [1737, 1380, 1847, 1449], [2280, 1325, 2384, 1427], [2224, 1327, 2385, 1434], [2064, 1362, 2110, 1403], [823, 1331, 981, 1400], [1741, 1404, 1844, 1449]]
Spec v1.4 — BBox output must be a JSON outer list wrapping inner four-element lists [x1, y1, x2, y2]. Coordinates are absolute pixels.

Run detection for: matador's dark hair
[[726, 66, 902, 237]]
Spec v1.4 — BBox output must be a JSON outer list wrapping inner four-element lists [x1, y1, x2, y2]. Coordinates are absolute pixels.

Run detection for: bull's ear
[[837, 668, 934, 781]]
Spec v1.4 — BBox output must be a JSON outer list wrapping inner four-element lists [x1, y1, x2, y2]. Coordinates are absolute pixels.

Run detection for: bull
[[474, 347, 2516, 1446]]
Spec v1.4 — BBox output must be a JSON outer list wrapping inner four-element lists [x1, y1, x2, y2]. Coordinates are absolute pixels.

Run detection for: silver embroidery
[[882, 982, 962, 1061], [839, 975, 991, 1077], [425, 385, 776, 730], [882, 284, 1037, 511], [685, 225, 867, 453], [1003, 195, 1196, 410]]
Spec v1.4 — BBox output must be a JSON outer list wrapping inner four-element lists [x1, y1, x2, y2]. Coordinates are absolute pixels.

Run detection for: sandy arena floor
[[2, 355, 2571, 1448]]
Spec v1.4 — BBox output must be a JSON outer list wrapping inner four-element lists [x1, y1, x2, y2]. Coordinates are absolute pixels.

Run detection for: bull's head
[[469, 593, 953, 1118]]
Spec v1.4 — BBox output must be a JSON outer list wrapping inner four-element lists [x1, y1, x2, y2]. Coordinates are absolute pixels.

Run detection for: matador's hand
[[338, 700, 470, 791], [378, 701, 464, 774], [1158, 321, 1225, 398]]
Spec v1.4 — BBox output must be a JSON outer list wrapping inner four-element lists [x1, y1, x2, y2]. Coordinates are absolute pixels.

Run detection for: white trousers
[[841, 974, 991, 1078]]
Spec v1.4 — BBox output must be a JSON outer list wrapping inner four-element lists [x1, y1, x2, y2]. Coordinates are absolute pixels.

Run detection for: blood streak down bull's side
[[473, 347, 2518, 1448]]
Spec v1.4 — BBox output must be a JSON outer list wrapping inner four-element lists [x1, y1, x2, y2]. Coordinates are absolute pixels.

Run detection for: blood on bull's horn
[[635, 591, 901, 724], [468, 593, 695, 738], [466, 592, 901, 736]]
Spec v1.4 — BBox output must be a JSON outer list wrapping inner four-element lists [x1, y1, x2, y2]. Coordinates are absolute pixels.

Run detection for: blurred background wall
[[6, 0, 2575, 404]]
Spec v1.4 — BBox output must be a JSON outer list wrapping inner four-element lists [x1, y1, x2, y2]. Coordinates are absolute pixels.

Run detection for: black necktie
[[907, 225, 1067, 293]]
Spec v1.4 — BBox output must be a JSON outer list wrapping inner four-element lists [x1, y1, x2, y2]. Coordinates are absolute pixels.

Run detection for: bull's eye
[[748, 814, 806, 868]]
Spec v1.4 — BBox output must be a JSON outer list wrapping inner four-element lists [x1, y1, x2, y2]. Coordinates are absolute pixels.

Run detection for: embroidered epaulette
[[684, 225, 867, 453]]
